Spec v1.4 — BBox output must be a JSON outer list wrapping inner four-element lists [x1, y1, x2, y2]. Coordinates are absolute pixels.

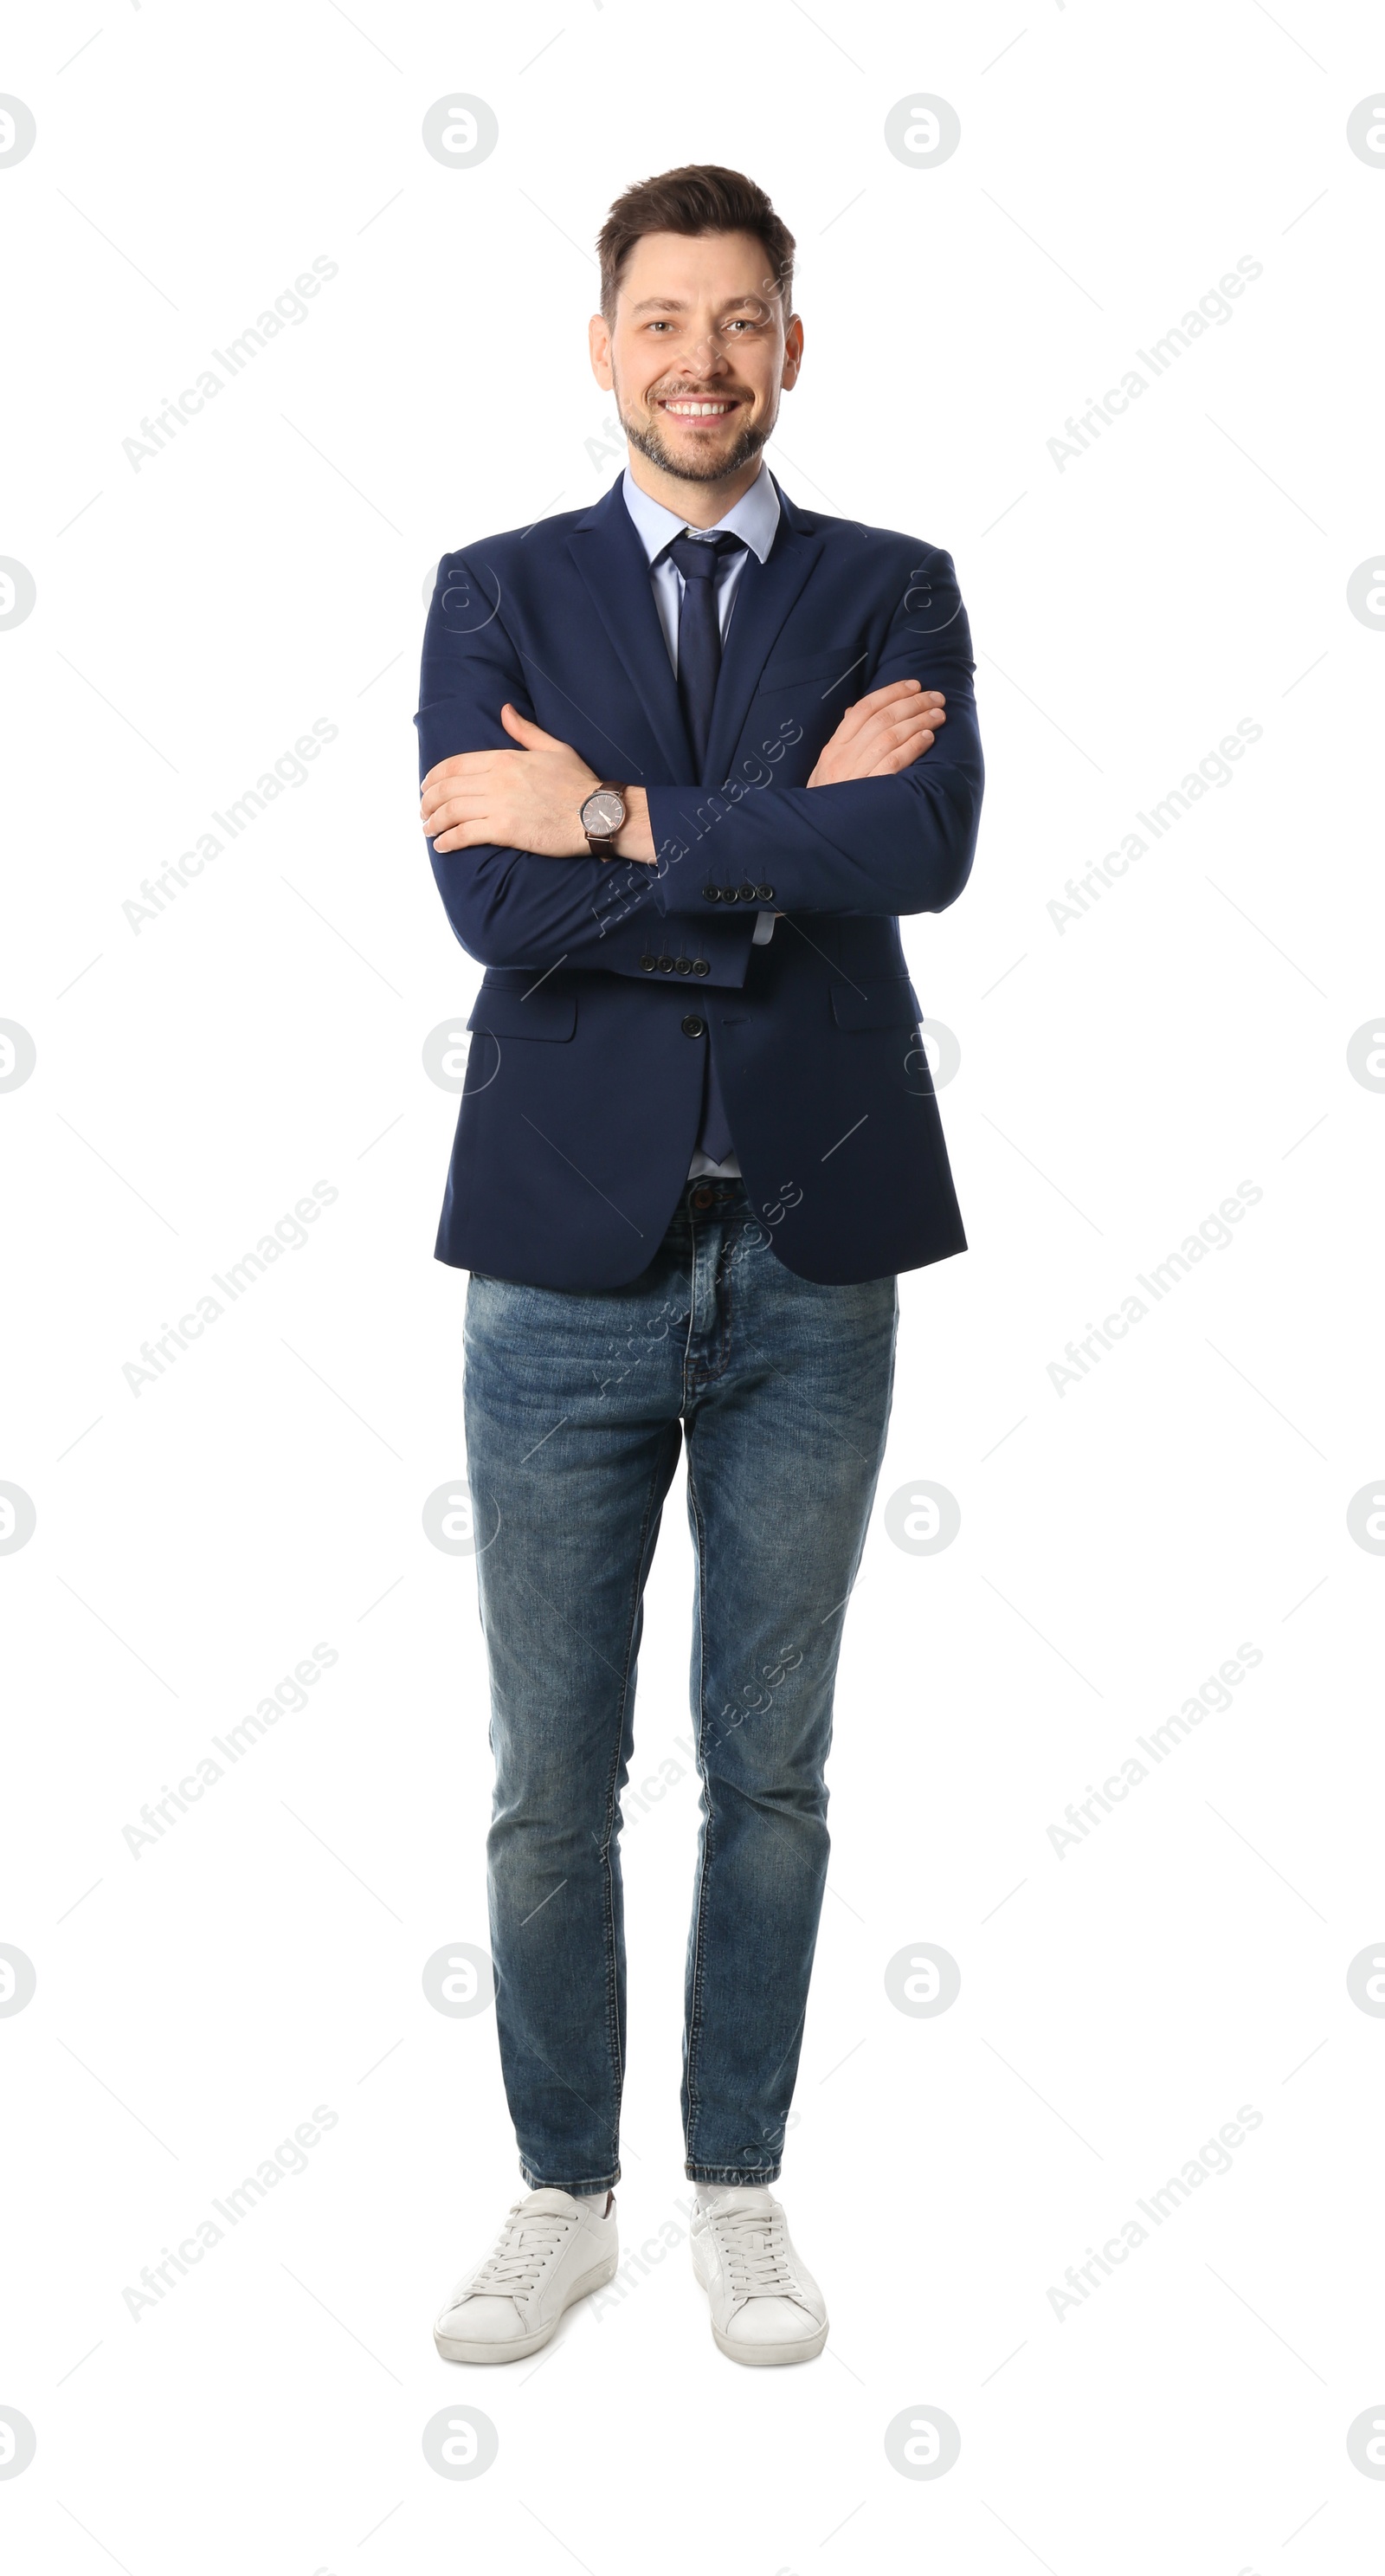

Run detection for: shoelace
[[709, 2202, 801, 2298], [468, 2205, 575, 2299]]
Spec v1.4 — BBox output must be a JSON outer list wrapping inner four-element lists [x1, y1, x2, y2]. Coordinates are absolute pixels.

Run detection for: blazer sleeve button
[[756, 884, 775, 901], [658, 955, 674, 972], [692, 958, 710, 975], [674, 957, 692, 974], [702, 885, 720, 901], [640, 954, 656, 971]]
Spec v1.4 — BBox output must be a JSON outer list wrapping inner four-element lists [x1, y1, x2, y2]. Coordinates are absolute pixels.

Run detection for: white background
[[3, 2, 1384, 2568]]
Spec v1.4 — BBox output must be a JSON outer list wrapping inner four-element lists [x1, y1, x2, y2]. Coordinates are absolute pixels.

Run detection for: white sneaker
[[434, 2187, 617, 2364], [690, 2186, 828, 2366]]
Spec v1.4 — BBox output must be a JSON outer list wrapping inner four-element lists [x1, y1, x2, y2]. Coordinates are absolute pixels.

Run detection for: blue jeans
[[462, 1178, 898, 2191]]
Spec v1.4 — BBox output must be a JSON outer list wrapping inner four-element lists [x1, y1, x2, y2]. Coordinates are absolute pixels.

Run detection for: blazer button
[[658, 955, 674, 972], [757, 884, 775, 901], [692, 958, 710, 975], [722, 886, 739, 902], [640, 954, 656, 971], [674, 957, 692, 974], [738, 882, 757, 903], [702, 884, 720, 901], [681, 1014, 705, 1038]]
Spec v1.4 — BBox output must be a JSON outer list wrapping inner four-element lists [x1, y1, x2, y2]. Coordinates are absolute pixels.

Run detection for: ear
[[589, 311, 614, 390], [781, 313, 804, 392]]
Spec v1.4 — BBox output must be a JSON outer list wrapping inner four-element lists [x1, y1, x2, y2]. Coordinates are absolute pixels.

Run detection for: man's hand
[[421, 704, 602, 856], [807, 677, 945, 787]]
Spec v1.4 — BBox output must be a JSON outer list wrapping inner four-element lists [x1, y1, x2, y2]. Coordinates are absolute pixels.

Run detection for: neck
[[624, 447, 765, 528]]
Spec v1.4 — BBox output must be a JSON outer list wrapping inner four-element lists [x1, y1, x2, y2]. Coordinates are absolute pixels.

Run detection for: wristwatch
[[580, 781, 628, 855]]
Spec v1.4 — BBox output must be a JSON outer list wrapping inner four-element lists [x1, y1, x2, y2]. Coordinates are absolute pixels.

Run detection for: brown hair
[[596, 165, 796, 321]]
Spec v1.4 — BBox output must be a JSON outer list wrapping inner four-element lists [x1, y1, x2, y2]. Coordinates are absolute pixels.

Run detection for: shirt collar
[[621, 461, 780, 567]]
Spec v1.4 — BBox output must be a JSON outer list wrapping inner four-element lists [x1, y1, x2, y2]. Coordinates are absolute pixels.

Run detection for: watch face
[[582, 787, 625, 834]]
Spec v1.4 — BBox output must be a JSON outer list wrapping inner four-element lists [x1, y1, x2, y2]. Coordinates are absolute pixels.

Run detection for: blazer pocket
[[756, 649, 869, 694], [467, 983, 577, 1041], [829, 974, 921, 1032]]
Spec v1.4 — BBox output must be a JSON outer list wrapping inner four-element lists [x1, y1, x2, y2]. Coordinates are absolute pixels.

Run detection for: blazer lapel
[[564, 481, 694, 783], [702, 481, 823, 788]]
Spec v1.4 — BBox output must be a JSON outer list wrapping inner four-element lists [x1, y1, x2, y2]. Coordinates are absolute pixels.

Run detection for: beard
[[619, 391, 770, 486]]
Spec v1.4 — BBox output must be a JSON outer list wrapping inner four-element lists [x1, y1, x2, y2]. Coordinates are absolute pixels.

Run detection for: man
[[416, 165, 982, 2367]]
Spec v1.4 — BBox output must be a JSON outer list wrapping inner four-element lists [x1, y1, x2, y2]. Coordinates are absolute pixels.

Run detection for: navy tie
[[662, 530, 746, 1166], [665, 531, 746, 781]]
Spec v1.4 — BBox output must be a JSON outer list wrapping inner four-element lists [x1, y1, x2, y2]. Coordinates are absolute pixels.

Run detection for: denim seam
[[681, 1445, 715, 2166], [520, 2164, 621, 2194], [712, 1223, 736, 1379], [595, 1419, 681, 2159], [686, 2161, 783, 2185], [685, 1211, 738, 1391]]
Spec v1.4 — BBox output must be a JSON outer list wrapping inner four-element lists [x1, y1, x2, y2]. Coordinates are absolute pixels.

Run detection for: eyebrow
[[627, 294, 767, 315]]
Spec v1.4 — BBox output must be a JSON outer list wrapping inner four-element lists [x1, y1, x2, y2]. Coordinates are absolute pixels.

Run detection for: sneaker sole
[[434, 2251, 618, 2365], [709, 2315, 829, 2366]]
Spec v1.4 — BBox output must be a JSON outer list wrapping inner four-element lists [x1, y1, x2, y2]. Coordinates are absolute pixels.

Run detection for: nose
[[686, 329, 730, 376]]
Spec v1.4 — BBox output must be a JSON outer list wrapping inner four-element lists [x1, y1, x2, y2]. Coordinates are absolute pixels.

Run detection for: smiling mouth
[[658, 397, 739, 419]]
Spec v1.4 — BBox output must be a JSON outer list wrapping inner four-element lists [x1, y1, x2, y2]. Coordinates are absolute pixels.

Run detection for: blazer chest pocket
[[467, 982, 577, 1041], [829, 975, 921, 1032]]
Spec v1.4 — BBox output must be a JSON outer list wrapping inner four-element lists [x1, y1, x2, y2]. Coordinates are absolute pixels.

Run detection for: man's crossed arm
[[420, 677, 947, 865]]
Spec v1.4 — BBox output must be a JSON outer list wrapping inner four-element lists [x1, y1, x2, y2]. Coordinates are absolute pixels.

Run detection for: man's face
[[589, 229, 802, 486]]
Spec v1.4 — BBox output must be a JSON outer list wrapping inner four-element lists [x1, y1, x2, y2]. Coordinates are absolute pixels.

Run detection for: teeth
[[665, 401, 731, 416]]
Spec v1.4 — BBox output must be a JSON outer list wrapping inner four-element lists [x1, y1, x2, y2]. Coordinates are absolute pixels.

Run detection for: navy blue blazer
[[416, 474, 982, 1288]]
